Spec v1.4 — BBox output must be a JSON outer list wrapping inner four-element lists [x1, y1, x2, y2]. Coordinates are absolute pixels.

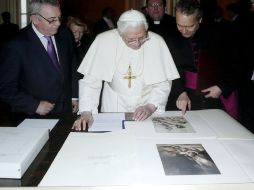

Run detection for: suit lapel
[[27, 25, 64, 80]]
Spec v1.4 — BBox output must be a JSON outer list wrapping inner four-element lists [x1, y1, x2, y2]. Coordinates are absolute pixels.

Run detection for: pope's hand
[[201, 85, 222, 98], [133, 104, 157, 121], [72, 111, 94, 131], [176, 92, 191, 115]]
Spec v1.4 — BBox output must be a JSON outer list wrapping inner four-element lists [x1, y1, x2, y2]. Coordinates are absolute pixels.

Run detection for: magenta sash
[[184, 71, 198, 90], [220, 91, 238, 119]]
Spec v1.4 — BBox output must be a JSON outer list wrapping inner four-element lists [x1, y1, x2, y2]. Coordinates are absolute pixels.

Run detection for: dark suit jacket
[[93, 18, 113, 37], [0, 22, 19, 48], [146, 14, 177, 47], [0, 24, 78, 114], [233, 12, 254, 130]]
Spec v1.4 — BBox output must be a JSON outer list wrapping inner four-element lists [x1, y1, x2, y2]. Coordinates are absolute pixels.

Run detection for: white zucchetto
[[118, 9, 146, 22]]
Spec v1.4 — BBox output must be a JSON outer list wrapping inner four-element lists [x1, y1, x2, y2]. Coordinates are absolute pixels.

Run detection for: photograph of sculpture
[[157, 144, 220, 175], [152, 116, 195, 133]]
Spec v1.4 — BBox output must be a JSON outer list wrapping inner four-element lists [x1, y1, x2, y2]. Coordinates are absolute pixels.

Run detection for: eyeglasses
[[124, 34, 150, 45], [148, 2, 164, 9], [176, 22, 199, 30], [33, 13, 62, 24]]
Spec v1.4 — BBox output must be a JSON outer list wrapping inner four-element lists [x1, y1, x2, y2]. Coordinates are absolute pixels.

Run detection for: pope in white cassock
[[72, 10, 179, 131]]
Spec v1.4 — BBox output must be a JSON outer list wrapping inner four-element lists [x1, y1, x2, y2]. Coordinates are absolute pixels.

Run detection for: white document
[[39, 132, 140, 186], [135, 138, 251, 185], [17, 119, 59, 131], [0, 127, 49, 178], [39, 110, 254, 186], [221, 139, 254, 181], [89, 113, 125, 132], [124, 111, 216, 139], [40, 132, 251, 186], [195, 109, 254, 139]]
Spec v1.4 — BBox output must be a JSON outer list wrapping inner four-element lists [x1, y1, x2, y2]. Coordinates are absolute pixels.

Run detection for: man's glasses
[[33, 13, 62, 24], [124, 34, 150, 45], [148, 3, 164, 9]]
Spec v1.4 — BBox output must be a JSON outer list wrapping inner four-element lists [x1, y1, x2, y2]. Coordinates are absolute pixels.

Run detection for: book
[[0, 127, 49, 178]]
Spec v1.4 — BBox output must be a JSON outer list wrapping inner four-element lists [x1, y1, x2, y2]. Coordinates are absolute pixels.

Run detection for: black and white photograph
[[157, 144, 220, 175], [152, 116, 195, 133]]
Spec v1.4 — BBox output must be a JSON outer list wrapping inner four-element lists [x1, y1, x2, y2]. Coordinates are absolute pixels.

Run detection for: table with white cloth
[[1, 109, 254, 190], [39, 109, 254, 189]]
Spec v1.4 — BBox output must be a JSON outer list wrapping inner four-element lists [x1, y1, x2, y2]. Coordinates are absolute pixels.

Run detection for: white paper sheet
[[135, 138, 251, 185], [17, 119, 59, 131], [0, 127, 49, 178], [89, 113, 125, 132], [195, 109, 254, 139], [40, 132, 251, 186], [221, 139, 254, 181], [39, 132, 140, 186], [124, 111, 216, 139], [39, 110, 254, 187]]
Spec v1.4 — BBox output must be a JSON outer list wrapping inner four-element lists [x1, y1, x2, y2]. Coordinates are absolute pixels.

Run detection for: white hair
[[117, 9, 148, 34], [29, 0, 59, 15]]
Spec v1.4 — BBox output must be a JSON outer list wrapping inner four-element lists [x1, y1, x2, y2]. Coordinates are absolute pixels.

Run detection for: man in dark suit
[[93, 7, 115, 37], [233, 1, 254, 132], [145, 0, 177, 46], [0, 11, 19, 48], [0, 0, 78, 116]]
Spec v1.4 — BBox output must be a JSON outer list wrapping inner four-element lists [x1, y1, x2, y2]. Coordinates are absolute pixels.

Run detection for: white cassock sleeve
[[78, 75, 102, 114], [147, 80, 172, 112]]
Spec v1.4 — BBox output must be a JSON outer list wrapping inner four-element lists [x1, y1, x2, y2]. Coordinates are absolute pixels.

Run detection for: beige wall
[[0, 0, 243, 29], [0, 0, 19, 25]]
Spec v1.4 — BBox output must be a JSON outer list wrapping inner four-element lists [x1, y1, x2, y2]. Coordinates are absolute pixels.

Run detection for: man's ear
[[199, 17, 202, 23], [30, 15, 38, 25], [146, 7, 149, 13]]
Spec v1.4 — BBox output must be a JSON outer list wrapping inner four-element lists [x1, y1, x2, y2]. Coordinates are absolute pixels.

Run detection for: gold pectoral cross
[[124, 65, 136, 88]]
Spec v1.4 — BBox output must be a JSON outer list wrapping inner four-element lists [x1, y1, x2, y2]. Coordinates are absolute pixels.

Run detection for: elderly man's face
[[31, 4, 61, 36], [121, 25, 148, 50], [146, 0, 165, 21], [176, 10, 201, 38]]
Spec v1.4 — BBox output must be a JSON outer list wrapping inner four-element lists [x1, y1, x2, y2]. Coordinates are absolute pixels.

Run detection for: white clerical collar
[[103, 17, 115, 29], [232, 15, 238, 21], [153, 21, 160, 25]]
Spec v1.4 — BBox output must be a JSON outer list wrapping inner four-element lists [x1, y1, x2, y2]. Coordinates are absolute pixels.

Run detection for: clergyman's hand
[[36, 101, 55, 115], [133, 104, 157, 121], [72, 111, 94, 131], [176, 92, 191, 115], [201, 85, 222, 98]]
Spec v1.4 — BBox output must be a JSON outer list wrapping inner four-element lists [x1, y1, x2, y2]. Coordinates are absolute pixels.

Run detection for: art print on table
[[152, 116, 195, 133], [157, 144, 220, 175]]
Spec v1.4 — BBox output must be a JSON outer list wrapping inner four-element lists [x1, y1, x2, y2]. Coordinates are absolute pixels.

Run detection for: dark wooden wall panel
[[60, 0, 242, 28], [61, 0, 126, 27]]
